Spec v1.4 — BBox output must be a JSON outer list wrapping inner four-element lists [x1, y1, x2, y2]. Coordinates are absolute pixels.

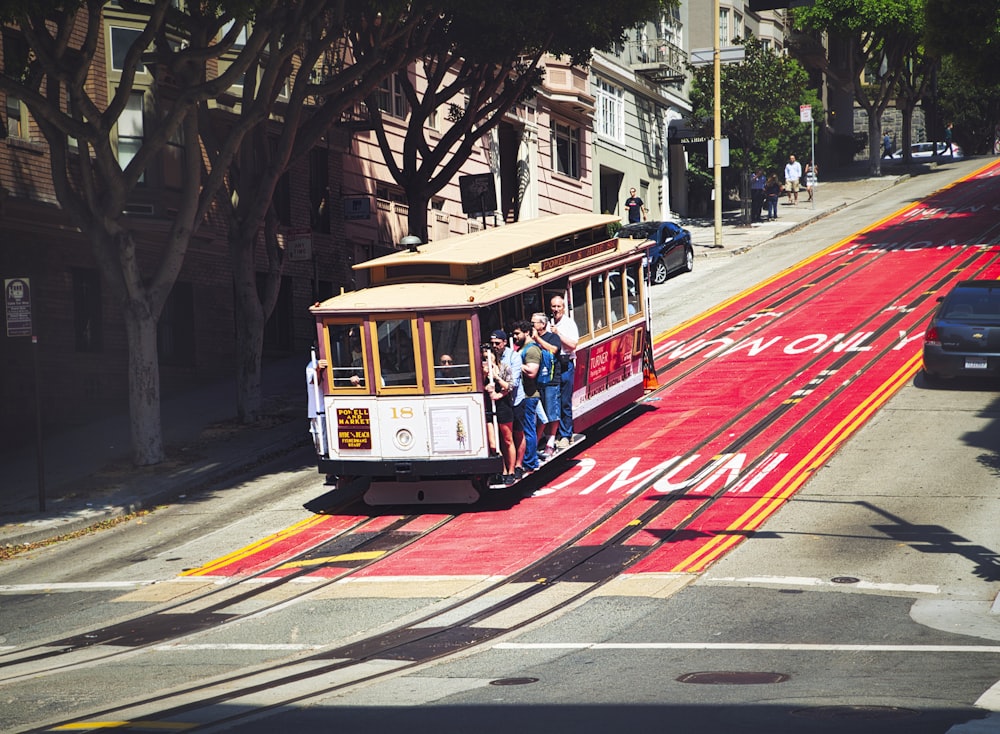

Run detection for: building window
[[110, 26, 146, 73], [309, 147, 330, 234], [73, 268, 103, 353], [5, 95, 26, 139], [553, 122, 580, 179], [116, 91, 145, 182], [719, 8, 730, 46], [158, 281, 195, 366], [595, 79, 625, 144], [377, 72, 408, 119]]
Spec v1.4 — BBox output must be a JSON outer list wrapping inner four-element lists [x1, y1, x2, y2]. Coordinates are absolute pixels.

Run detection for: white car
[[893, 141, 964, 160]]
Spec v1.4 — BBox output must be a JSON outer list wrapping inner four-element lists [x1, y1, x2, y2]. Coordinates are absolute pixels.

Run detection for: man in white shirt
[[549, 294, 579, 449], [784, 154, 802, 206]]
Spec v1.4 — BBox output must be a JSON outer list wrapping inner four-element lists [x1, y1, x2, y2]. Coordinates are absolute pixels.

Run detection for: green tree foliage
[[688, 37, 820, 221], [933, 57, 1000, 154], [925, 0, 1000, 86], [791, 0, 925, 176], [207, 2, 434, 423]]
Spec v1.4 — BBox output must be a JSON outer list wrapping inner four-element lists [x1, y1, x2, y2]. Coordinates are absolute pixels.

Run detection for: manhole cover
[[677, 671, 789, 685], [831, 576, 860, 584], [489, 677, 539, 686], [790, 705, 919, 720]]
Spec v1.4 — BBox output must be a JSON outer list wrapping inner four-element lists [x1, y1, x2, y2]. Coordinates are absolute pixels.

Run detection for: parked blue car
[[617, 220, 694, 284]]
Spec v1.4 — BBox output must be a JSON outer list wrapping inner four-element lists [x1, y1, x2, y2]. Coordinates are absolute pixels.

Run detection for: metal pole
[[33, 335, 45, 511], [713, 0, 722, 247], [811, 118, 816, 210], [310, 346, 328, 457]]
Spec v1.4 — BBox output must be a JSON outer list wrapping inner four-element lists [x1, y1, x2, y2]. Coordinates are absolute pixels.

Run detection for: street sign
[[707, 138, 730, 168], [800, 104, 812, 123], [287, 227, 312, 261], [459, 173, 496, 216], [343, 196, 372, 220], [690, 47, 746, 66], [5, 277, 31, 337]]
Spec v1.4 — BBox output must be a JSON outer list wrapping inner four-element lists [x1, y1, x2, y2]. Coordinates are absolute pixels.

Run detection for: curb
[[2, 421, 311, 550]]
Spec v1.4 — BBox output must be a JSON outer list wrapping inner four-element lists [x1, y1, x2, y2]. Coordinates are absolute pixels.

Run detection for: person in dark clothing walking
[[624, 188, 645, 223], [881, 132, 894, 159]]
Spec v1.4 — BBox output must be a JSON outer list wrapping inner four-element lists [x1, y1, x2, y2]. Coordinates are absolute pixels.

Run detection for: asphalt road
[[2, 158, 999, 733]]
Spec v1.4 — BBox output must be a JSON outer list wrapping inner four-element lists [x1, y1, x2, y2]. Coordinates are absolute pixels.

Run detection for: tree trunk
[[901, 101, 917, 163], [122, 303, 164, 466], [867, 112, 884, 177], [405, 187, 431, 243], [230, 229, 266, 423]]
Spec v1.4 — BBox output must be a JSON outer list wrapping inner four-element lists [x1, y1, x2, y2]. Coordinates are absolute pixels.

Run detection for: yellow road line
[[51, 722, 195, 731], [672, 351, 923, 573], [277, 550, 385, 569], [180, 513, 332, 577]]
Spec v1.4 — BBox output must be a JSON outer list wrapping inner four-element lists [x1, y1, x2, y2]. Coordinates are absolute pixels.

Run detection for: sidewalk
[[0, 161, 960, 552], [679, 161, 913, 258]]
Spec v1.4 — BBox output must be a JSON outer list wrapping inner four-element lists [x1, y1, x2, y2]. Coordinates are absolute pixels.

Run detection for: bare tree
[[202, 2, 438, 423], [363, 0, 669, 242], [0, 0, 273, 464]]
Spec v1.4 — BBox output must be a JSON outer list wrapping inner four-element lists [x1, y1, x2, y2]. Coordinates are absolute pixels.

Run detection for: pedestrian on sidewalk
[[764, 173, 782, 220], [750, 167, 766, 222], [944, 122, 954, 157], [624, 187, 645, 223], [804, 160, 818, 203], [881, 131, 894, 160], [784, 154, 802, 205]]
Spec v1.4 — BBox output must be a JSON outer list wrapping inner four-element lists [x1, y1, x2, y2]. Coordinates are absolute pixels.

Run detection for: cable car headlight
[[394, 428, 414, 450]]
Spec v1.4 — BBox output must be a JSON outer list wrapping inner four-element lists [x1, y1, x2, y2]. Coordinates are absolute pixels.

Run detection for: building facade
[[0, 12, 602, 450]]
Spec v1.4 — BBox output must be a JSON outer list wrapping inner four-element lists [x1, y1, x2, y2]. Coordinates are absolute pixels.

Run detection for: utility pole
[[713, 0, 722, 247]]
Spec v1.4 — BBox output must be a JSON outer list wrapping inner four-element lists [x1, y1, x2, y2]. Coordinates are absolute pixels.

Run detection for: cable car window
[[327, 322, 366, 388], [376, 319, 417, 386], [429, 319, 473, 387], [522, 287, 544, 319], [591, 273, 609, 330], [625, 261, 642, 317], [609, 266, 626, 323], [571, 280, 589, 336]]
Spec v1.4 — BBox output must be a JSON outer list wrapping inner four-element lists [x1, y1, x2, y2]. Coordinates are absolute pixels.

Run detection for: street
[[2, 157, 999, 733]]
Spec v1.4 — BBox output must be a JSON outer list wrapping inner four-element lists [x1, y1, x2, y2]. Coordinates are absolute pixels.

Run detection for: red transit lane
[[189, 160, 1000, 580]]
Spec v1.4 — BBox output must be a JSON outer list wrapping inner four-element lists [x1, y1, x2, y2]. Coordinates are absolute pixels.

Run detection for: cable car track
[[12, 163, 1000, 731], [0, 511, 454, 683], [28, 250, 1000, 733]]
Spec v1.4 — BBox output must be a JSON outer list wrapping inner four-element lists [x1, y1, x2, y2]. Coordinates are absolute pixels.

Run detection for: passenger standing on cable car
[[549, 294, 578, 449], [492, 329, 525, 479], [512, 320, 542, 473], [531, 312, 561, 458]]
